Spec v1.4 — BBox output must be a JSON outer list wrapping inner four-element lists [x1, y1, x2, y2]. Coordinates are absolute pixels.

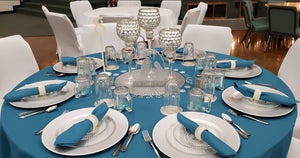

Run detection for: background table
[[0, 52, 297, 158]]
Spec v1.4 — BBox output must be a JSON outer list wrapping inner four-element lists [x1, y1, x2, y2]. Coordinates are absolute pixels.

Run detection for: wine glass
[[137, 8, 160, 49], [116, 19, 140, 78], [159, 28, 182, 79]]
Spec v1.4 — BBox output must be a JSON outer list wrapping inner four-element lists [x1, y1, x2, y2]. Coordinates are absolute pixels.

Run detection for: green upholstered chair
[[242, 0, 269, 47], [264, 5, 300, 52]]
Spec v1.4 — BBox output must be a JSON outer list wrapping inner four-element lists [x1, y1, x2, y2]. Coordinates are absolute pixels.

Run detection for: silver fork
[[142, 130, 162, 158], [228, 109, 269, 125]]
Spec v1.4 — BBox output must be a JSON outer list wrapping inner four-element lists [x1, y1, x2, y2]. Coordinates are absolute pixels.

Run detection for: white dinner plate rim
[[222, 85, 294, 117], [53, 57, 103, 74], [41, 108, 128, 156], [9, 80, 74, 109], [152, 112, 240, 158], [224, 64, 262, 78]]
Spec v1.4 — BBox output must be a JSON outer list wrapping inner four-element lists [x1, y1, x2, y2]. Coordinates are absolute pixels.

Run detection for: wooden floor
[[23, 30, 293, 75]]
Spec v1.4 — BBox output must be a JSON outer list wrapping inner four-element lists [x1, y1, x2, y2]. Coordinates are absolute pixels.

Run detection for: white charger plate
[[53, 58, 103, 74], [153, 112, 240, 158], [9, 80, 74, 109], [41, 108, 128, 156], [224, 64, 262, 78], [222, 85, 294, 117]]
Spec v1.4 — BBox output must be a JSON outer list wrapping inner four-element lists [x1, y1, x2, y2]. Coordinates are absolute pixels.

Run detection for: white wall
[[0, 1, 20, 12]]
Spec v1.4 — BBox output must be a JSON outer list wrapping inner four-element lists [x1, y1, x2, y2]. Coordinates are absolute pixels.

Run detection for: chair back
[[242, 0, 254, 28], [81, 23, 125, 55], [42, 6, 84, 58], [196, 2, 208, 24], [70, 1, 93, 27], [268, 5, 298, 37], [181, 24, 233, 55], [180, 7, 201, 33], [160, 0, 182, 20], [0, 35, 39, 100], [117, 0, 141, 7]]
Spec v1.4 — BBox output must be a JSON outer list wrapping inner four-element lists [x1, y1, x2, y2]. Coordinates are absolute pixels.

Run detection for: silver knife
[[112, 128, 129, 156], [19, 105, 57, 118]]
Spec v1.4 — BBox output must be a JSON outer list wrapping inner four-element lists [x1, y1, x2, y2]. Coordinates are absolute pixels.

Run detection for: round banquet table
[[84, 6, 177, 30], [0, 51, 297, 158]]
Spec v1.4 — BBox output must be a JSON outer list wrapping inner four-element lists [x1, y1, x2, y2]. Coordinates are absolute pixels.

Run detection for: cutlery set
[[19, 105, 58, 119]]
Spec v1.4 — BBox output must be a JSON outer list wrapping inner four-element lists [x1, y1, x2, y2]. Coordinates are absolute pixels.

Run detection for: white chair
[[42, 5, 85, 59], [0, 35, 39, 116], [277, 38, 300, 158], [117, 0, 141, 7], [160, 0, 182, 22], [70, 1, 93, 27], [196, 2, 208, 25], [81, 23, 125, 54], [177, 7, 201, 33], [181, 24, 233, 55]]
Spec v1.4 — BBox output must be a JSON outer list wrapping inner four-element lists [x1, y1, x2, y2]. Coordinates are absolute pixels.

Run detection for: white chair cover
[[160, 0, 182, 22], [42, 6, 84, 59], [278, 38, 300, 139], [181, 24, 233, 55], [179, 7, 200, 33], [70, 1, 93, 27], [197, 2, 208, 24], [81, 23, 125, 55], [287, 137, 300, 158], [117, 0, 141, 7], [0, 35, 39, 116]]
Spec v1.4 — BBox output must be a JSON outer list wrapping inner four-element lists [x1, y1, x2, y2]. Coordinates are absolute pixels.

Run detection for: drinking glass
[[135, 41, 147, 65], [114, 86, 132, 112], [161, 79, 182, 115], [74, 75, 92, 98], [95, 73, 114, 107], [182, 42, 195, 66], [105, 45, 119, 70], [200, 69, 217, 102], [215, 68, 225, 90], [76, 57, 92, 79], [137, 8, 160, 49], [204, 53, 216, 70], [116, 19, 140, 76], [159, 28, 182, 79], [195, 53, 206, 73], [88, 58, 97, 76], [188, 88, 212, 113]]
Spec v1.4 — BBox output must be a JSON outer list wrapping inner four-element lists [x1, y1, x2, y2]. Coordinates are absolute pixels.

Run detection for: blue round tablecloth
[[0, 52, 297, 158]]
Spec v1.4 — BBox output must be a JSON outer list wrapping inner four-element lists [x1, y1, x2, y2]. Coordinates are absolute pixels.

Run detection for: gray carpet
[[0, 13, 54, 37]]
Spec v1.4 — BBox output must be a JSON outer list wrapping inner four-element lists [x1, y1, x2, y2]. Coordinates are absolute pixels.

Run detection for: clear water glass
[[215, 68, 225, 90], [74, 75, 92, 98], [136, 41, 147, 65], [200, 69, 217, 102], [188, 88, 212, 113], [182, 42, 195, 66], [114, 86, 132, 112], [204, 53, 216, 70], [161, 79, 182, 115], [88, 58, 97, 76], [77, 57, 92, 79], [195, 53, 206, 73], [159, 28, 182, 79], [105, 45, 119, 70], [95, 73, 114, 107]]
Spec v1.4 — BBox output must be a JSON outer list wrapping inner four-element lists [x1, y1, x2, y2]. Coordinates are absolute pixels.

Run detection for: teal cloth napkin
[[176, 48, 184, 53], [55, 103, 109, 146], [3, 82, 67, 102], [217, 59, 255, 68], [61, 56, 77, 65], [233, 82, 297, 106], [177, 113, 237, 158]]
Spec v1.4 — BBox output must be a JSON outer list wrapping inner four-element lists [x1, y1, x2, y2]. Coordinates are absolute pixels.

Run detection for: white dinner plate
[[53, 58, 103, 74], [222, 85, 294, 117], [224, 64, 262, 78], [9, 80, 75, 109], [42, 108, 128, 156], [153, 112, 240, 158]]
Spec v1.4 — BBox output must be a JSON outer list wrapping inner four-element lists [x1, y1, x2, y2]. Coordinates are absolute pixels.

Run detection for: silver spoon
[[19, 105, 57, 119], [121, 123, 140, 152], [222, 113, 251, 136]]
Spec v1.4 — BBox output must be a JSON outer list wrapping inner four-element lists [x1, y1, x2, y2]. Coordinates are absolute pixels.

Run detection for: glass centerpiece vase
[[159, 28, 182, 79], [116, 19, 140, 84]]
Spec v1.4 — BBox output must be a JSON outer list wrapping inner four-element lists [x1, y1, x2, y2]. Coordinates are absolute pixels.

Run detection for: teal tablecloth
[[0, 52, 297, 158]]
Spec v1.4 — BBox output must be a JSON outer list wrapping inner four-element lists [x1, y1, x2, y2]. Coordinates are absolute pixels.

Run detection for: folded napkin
[[217, 59, 255, 69], [55, 103, 109, 146], [61, 56, 77, 65], [176, 48, 184, 53], [3, 81, 67, 102], [177, 113, 237, 158], [233, 82, 297, 106]]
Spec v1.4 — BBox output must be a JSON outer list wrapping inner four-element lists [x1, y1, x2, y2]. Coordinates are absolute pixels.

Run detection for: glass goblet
[[137, 8, 160, 49], [116, 19, 140, 75], [159, 28, 182, 79]]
